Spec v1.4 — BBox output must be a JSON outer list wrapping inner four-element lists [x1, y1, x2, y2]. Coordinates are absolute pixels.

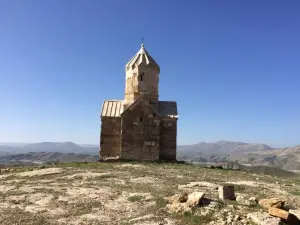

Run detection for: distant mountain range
[[0, 142, 98, 156], [178, 141, 273, 155], [0, 141, 299, 171], [0, 152, 98, 166], [0, 142, 99, 166], [177, 141, 300, 171]]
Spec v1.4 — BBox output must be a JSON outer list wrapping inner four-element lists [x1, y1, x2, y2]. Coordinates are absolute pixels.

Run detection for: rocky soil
[[0, 162, 300, 225]]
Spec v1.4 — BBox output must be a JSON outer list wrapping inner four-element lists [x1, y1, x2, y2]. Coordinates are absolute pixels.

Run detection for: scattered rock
[[234, 214, 240, 221], [249, 196, 258, 205], [207, 201, 220, 209], [165, 193, 190, 214], [258, 198, 285, 209], [218, 185, 235, 200], [247, 212, 281, 225], [186, 192, 205, 207], [268, 207, 289, 220], [164, 193, 188, 204], [165, 201, 190, 214], [165, 192, 205, 214], [227, 204, 236, 210], [236, 194, 257, 206]]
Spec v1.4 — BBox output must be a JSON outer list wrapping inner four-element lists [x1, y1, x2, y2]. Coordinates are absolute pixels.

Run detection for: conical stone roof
[[126, 44, 160, 72]]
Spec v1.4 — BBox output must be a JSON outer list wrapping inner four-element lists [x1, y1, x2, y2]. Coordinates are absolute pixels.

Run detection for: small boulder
[[218, 185, 235, 200], [259, 198, 285, 209], [268, 207, 289, 220], [186, 192, 205, 207]]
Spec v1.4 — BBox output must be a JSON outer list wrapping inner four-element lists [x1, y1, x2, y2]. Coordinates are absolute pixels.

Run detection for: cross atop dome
[[141, 36, 144, 48]]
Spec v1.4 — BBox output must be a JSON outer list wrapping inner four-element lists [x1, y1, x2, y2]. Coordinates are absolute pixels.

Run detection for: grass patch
[[90, 173, 116, 180], [291, 190, 300, 196], [177, 211, 212, 225], [233, 184, 247, 192], [66, 201, 104, 216], [127, 195, 144, 202], [155, 196, 168, 208], [0, 208, 51, 225]]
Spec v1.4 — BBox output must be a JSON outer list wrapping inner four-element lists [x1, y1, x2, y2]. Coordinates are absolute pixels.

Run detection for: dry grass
[[0, 162, 299, 225]]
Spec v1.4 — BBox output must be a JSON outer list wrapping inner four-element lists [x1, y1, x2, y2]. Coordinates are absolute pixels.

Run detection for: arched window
[[139, 72, 144, 81]]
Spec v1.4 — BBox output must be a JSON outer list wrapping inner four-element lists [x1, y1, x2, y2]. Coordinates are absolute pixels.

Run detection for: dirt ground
[[0, 162, 299, 225]]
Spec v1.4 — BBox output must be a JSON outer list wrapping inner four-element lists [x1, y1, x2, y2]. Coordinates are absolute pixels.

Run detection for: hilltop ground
[[0, 162, 300, 225]]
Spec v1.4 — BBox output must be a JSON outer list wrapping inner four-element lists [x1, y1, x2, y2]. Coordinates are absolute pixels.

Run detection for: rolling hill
[[177, 141, 300, 171], [1, 141, 300, 170]]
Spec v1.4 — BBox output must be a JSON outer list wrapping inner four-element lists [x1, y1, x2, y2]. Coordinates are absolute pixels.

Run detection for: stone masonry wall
[[100, 117, 121, 159], [125, 64, 159, 111], [159, 118, 177, 160], [137, 65, 159, 107], [121, 100, 160, 160]]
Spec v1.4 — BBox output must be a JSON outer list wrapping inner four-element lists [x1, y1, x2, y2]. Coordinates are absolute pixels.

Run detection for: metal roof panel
[[158, 101, 178, 118], [101, 100, 123, 117]]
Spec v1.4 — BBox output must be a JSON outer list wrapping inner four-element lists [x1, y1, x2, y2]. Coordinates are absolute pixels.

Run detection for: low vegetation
[[0, 162, 299, 224]]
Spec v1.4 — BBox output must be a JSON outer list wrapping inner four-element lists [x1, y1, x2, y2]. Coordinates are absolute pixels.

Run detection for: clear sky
[[1, 0, 300, 147]]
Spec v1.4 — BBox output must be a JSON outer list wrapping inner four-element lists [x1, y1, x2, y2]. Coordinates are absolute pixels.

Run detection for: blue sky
[[1, 0, 300, 147]]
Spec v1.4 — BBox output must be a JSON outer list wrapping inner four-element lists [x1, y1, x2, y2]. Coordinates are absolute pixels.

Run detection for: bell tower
[[124, 43, 160, 110]]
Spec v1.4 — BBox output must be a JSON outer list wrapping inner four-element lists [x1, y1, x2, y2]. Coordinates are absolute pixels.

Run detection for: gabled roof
[[125, 44, 160, 72], [101, 100, 123, 117], [158, 101, 178, 118], [101, 100, 178, 119], [121, 95, 160, 117]]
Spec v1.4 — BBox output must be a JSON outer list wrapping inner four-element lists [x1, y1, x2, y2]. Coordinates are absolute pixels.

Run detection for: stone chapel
[[100, 43, 178, 161]]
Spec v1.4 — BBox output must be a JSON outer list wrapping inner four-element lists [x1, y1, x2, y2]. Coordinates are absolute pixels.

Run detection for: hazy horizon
[[0, 140, 297, 149]]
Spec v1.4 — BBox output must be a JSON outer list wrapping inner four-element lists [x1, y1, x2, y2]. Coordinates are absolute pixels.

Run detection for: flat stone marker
[[218, 185, 235, 200]]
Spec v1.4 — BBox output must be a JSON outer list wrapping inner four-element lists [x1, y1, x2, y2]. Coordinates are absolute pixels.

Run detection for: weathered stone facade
[[100, 43, 178, 161]]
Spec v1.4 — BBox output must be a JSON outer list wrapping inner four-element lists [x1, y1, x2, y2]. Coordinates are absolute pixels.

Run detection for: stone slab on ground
[[186, 192, 205, 207], [268, 207, 289, 220], [258, 198, 285, 209]]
